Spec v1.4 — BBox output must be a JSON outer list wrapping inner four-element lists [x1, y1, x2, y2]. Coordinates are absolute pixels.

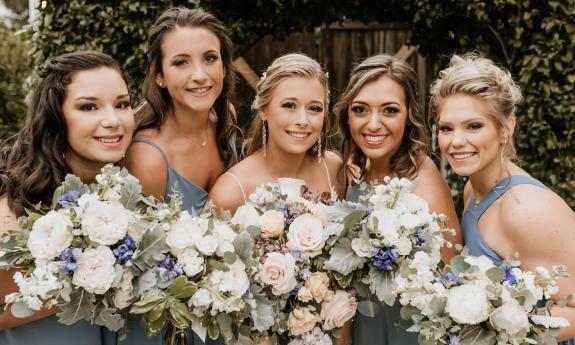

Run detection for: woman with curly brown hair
[[335, 54, 462, 345]]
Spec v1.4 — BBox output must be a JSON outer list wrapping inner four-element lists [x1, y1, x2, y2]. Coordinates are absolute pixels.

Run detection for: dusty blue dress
[[347, 183, 420, 345], [462, 175, 575, 345], [102, 137, 224, 345], [0, 316, 102, 345]]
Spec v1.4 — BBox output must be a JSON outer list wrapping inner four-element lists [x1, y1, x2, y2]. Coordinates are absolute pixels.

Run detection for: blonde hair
[[334, 54, 430, 180], [430, 53, 522, 161], [244, 53, 330, 156]]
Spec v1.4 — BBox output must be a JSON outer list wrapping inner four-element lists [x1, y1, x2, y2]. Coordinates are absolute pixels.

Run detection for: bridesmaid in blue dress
[[0, 51, 135, 345], [333, 54, 463, 345], [117, 7, 240, 345], [431, 53, 575, 344]]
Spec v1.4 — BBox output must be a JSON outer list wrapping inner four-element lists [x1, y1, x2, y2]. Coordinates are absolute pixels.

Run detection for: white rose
[[213, 221, 237, 257], [113, 270, 134, 309], [75, 193, 99, 217], [27, 210, 73, 259], [72, 246, 116, 294], [177, 248, 204, 277], [321, 290, 358, 330], [209, 260, 249, 296], [82, 200, 130, 245], [277, 178, 305, 202], [259, 210, 285, 238], [166, 212, 207, 255], [398, 212, 422, 229], [351, 238, 371, 257], [490, 298, 530, 335], [446, 284, 491, 325], [368, 209, 400, 243], [286, 214, 325, 257], [191, 288, 212, 307], [231, 204, 260, 231], [260, 252, 297, 295], [196, 235, 218, 256]]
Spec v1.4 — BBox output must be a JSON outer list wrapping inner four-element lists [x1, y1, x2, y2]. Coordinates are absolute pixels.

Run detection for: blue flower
[[371, 247, 398, 272], [415, 227, 427, 245], [59, 247, 82, 274], [447, 335, 461, 345], [502, 265, 517, 285], [439, 272, 462, 285], [157, 255, 183, 283], [58, 190, 80, 209], [112, 236, 137, 264]]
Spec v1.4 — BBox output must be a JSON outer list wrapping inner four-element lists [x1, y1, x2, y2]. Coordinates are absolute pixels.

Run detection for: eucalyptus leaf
[[61, 174, 90, 195], [208, 259, 230, 272], [223, 251, 237, 265], [324, 237, 366, 275], [486, 266, 504, 283], [10, 302, 36, 318], [216, 313, 233, 340], [450, 255, 471, 275]]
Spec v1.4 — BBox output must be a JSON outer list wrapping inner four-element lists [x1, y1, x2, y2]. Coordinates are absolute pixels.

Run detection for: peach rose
[[286, 214, 325, 257], [320, 290, 357, 330], [259, 252, 297, 295], [259, 210, 285, 238], [305, 272, 331, 303], [288, 306, 321, 336]]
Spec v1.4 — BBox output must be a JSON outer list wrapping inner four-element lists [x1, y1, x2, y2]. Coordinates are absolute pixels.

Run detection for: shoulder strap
[[475, 175, 548, 218], [132, 136, 169, 167], [322, 158, 333, 192], [224, 171, 247, 204]]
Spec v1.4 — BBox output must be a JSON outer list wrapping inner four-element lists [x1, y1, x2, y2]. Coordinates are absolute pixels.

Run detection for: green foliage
[[406, 0, 575, 209]]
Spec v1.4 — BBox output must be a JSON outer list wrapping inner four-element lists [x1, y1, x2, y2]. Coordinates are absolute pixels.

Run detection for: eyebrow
[[169, 50, 219, 59], [438, 117, 485, 126], [351, 100, 400, 107], [281, 97, 324, 104], [74, 94, 130, 101]]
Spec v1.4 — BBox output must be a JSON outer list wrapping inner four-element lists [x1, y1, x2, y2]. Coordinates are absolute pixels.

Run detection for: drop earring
[[262, 120, 267, 159], [317, 135, 322, 163]]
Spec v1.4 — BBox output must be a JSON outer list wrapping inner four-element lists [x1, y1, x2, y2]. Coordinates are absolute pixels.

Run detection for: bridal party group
[[0, 5, 573, 345]]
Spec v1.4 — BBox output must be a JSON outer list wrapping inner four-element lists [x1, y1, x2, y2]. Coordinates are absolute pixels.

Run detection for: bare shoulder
[[208, 164, 248, 214], [121, 139, 168, 200], [323, 151, 345, 199], [0, 196, 19, 235], [412, 157, 453, 201]]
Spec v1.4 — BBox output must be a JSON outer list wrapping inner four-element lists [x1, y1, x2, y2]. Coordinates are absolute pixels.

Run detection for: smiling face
[[158, 26, 224, 115], [62, 67, 134, 167], [347, 76, 408, 165], [437, 94, 507, 178], [262, 76, 326, 156]]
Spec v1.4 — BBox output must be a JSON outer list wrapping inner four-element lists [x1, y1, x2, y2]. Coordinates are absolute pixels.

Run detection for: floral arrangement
[[230, 178, 357, 345], [399, 248, 571, 345], [321, 177, 453, 317]]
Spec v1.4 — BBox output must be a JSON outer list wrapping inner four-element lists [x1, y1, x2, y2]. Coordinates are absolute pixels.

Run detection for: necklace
[[171, 112, 210, 147]]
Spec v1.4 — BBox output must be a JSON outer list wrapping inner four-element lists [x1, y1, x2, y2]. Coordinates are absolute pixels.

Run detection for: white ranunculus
[[321, 290, 358, 330], [445, 283, 491, 325], [259, 210, 285, 238], [231, 204, 260, 231], [27, 210, 73, 259], [166, 212, 208, 255], [260, 252, 297, 295], [209, 260, 249, 296], [398, 212, 422, 229], [368, 209, 400, 243], [191, 288, 212, 307], [178, 248, 204, 277], [530, 315, 570, 329], [196, 235, 218, 256], [72, 246, 116, 294], [394, 236, 413, 255], [212, 221, 237, 257], [82, 200, 130, 245], [277, 178, 305, 202], [113, 269, 134, 309], [74, 193, 99, 217], [490, 298, 530, 335], [286, 214, 325, 257], [351, 238, 371, 257]]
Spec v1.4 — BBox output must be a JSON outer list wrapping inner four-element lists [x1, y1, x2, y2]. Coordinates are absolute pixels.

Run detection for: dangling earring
[[317, 135, 322, 163], [262, 120, 267, 159]]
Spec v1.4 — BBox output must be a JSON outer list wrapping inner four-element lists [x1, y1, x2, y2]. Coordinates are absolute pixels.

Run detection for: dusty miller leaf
[[324, 237, 366, 276], [94, 306, 124, 331], [57, 289, 96, 325], [368, 267, 396, 306], [132, 226, 168, 273]]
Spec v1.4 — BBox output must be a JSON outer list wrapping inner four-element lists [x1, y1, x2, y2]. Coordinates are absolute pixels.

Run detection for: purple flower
[[59, 247, 82, 274], [447, 335, 461, 345], [371, 247, 398, 272], [157, 255, 183, 283], [415, 227, 427, 245], [440, 272, 462, 285], [112, 236, 137, 264], [502, 265, 517, 285], [58, 190, 80, 209]]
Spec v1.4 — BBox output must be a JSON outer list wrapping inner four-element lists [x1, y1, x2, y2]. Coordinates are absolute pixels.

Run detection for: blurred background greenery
[[0, 0, 573, 211]]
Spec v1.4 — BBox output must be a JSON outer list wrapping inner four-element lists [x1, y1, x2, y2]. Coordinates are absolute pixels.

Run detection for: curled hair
[[136, 7, 239, 168], [0, 51, 126, 216], [244, 53, 330, 156], [334, 54, 430, 180], [429, 53, 522, 161]]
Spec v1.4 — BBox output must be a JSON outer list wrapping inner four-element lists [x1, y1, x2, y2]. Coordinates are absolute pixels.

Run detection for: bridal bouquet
[[399, 249, 571, 345], [321, 177, 453, 316], [230, 178, 357, 345], [0, 164, 176, 333], [131, 204, 252, 343]]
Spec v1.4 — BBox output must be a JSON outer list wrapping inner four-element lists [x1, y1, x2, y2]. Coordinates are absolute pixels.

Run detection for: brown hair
[[0, 51, 127, 216], [136, 7, 240, 167], [334, 54, 430, 180], [244, 53, 330, 157]]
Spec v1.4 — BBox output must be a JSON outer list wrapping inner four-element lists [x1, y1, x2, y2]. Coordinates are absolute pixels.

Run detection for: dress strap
[[474, 175, 548, 218], [322, 158, 333, 192], [132, 136, 170, 167], [224, 171, 247, 204]]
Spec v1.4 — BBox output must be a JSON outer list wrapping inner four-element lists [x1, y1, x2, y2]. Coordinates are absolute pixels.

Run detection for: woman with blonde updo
[[431, 53, 575, 344], [209, 53, 345, 213], [335, 54, 462, 345]]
